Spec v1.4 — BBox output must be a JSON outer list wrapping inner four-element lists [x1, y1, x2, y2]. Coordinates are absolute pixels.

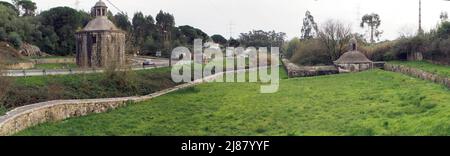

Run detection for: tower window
[[92, 36, 97, 44]]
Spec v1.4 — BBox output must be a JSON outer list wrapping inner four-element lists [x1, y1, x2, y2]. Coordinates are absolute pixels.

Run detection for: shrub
[[437, 21, 450, 39], [101, 65, 139, 96], [7, 32, 22, 48], [359, 41, 395, 61], [288, 39, 332, 65], [0, 28, 6, 41]]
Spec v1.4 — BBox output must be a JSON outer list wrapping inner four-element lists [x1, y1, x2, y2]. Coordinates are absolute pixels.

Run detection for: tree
[[361, 13, 382, 43], [16, 0, 36, 16], [0, 1, 19, 15], [131, 12, 157, 52], [238, 30, 286, 48], [211, 34, 227, 45], [178, 25, 209, 45], [300, 11, 318, 40], [112, 13, 131, 31], [39, 7, 85, 55], [440, 11, 448, 23], [437, 21, 450, 39], [228, 38, 240, 47], [0, 5, 19, 34], [156, 10, 175, 32], [318, 20, 352, 61]]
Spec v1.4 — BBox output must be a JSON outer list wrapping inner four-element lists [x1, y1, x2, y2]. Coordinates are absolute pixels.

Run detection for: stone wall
[[384, 63, 450, 89], [6, 62, 35, 70], [281, 58, 338, 78], [31, 58, 76, 64], [0, 67, 261, 136], [76, 31, 126, 68]]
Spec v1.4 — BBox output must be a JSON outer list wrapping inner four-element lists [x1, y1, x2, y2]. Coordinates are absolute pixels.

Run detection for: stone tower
[[76, 0, 126, 68]]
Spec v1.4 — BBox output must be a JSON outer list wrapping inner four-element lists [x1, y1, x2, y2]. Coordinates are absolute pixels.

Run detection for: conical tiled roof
[[94, 0, 107, 7], [334, 51, 372, 64], [81, 16, 119, 31]]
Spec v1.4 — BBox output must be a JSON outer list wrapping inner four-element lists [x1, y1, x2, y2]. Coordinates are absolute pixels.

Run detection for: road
[[3, 57, 175, 77]]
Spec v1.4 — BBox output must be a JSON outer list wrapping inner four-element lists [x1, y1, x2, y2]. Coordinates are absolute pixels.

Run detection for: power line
[[105, 0, 125, 14]]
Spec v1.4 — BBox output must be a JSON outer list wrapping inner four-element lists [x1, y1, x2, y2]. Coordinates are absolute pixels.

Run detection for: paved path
[[3, 57, 174, 77]]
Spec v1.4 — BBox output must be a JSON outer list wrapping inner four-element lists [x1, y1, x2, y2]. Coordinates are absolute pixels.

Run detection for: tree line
[[0, 0, 290, 58]]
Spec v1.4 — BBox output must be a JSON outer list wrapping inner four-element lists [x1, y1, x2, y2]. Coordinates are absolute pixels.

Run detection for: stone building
[[334, 37, 373, 73], [76, 0, 126, 68]]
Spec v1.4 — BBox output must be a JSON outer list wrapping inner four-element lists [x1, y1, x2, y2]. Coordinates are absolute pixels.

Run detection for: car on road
[[143, 59, 156, 66]]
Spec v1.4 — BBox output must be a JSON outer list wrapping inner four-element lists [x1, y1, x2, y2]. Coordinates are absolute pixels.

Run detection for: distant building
[[75, 0, 126, 68], [334, 37, 373, 73]]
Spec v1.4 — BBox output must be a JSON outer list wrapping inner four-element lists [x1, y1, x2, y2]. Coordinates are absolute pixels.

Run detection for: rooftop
[[334, 51, 373, 64], [80, 16, 119, 32]]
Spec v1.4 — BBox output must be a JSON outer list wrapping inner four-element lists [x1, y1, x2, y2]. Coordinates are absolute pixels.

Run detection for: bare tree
[[318, 20, 353, 61]]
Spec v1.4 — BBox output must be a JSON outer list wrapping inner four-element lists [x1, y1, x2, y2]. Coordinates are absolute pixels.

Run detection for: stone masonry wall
[[6, 62, 35, 70], [281, 58, 338, 78], [384, 63, 450, 89]]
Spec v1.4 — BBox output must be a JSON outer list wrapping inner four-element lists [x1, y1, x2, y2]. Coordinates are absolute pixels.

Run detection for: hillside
[[0, 42, 25, 65]]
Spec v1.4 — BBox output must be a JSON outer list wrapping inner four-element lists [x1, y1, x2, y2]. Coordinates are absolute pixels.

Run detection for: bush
[[0, 28, 6, 41], [7, 32, 22, 48], [0, 61, 12, 111], [359, 41, 395, 61], [288, 39, 331, 65], [101, 67, 139, 96]]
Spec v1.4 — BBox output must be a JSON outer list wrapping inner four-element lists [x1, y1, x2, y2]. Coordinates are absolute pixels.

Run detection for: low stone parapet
[[384, 63, 450, 89], [281, 58, 338, 78]]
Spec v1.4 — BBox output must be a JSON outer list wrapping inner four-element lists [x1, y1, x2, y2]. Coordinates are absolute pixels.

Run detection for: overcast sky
[[20, 0, 450, 40]]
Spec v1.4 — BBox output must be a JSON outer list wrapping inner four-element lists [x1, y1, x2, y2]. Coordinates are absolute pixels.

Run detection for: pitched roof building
[[334, 37, 373, 73]]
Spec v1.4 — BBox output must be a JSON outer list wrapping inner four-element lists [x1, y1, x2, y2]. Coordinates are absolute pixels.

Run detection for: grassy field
[[389, 61, 450, 77], [34, 63, 77, 70], [16, 69, 450, 136]]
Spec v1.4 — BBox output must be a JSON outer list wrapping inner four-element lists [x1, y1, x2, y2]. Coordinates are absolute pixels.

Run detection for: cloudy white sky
[[18, 0, 450, 40]]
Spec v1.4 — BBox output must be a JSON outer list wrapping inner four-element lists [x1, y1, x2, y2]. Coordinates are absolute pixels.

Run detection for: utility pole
[[228, 21, 234, 39], [74, 0, 80, 9], [419, 0, 423, 34]]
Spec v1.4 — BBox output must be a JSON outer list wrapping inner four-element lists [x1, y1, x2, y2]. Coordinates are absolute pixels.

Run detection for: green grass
[[34, 63, 78, 70], [0, 105, 6, 115], [16, 69, 450, 136], [389, 61, 450, 77]]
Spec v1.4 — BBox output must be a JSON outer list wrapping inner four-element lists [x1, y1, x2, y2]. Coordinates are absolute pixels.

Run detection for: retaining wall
[[31, 58, 76, 64], [6, 62, 35, 70], [384, 63, 450, 89]]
